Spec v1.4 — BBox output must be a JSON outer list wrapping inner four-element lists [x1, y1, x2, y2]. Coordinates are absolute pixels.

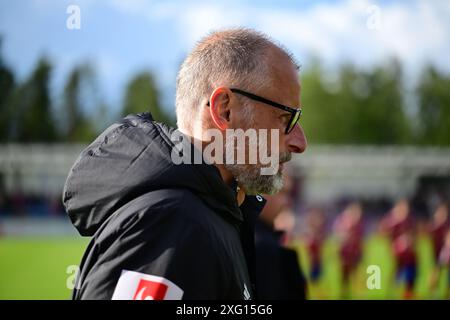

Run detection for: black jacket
[[255, 221, 307, 300], [63, 113, 265, 300]]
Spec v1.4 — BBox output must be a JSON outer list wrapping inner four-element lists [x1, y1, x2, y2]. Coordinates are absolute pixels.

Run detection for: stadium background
[[1, 0, 450, 299]]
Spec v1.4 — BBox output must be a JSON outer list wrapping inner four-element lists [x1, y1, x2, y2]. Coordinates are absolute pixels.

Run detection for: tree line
[[1, 40, 449, 145], [0, 40, 174, 143], [301, 59, 450, 146]]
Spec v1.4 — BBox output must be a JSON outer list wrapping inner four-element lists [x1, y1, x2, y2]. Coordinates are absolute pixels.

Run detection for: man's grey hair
[[175, 28, 298, 133]]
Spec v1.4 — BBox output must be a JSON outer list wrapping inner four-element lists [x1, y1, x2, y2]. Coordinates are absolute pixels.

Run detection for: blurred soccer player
[[428, 203, 450, 298], [303, 207, 326, 295], [436, 229, 450, 299], [429, 203, 449, 264], [380, 199, 417, 299], [334, 202, 364, 299]]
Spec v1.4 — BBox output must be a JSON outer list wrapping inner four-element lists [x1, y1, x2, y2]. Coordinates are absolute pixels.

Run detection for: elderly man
[[63, 28, 307, 300]]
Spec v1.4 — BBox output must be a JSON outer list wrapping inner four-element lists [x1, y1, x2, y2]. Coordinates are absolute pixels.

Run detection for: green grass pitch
[[0, 235, 447, 299]]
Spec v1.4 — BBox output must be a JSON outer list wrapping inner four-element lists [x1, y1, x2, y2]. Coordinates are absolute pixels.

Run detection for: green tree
[[12, 57, 57, 142], [416, 66, 450, 145], [61, 64, 98, 142], [122, 72, 174, 126], [300, 61, 346, 144], [0, 38, 16, 142], [300, 59, 411, 145], [351, 60, 411, 145]]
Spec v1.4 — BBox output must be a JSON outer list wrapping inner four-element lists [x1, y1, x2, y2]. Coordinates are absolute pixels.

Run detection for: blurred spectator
[[0, 192, 65, 217]]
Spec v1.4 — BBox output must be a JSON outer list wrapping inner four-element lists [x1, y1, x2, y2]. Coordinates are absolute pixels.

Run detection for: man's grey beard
[[224, 150, 291, 196], [223, 102, 291, 195]]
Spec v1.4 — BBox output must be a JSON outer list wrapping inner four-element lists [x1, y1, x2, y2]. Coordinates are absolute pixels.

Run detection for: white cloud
[[50, 0, 449, 108], [123, 0, 450, 79]]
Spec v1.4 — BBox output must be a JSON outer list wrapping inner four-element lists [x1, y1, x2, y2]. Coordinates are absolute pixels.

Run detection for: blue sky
[[1, 0, 449, 115]]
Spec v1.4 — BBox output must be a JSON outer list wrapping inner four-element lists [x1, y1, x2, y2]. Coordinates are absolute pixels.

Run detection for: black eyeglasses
[[207, 88, 302, 134]]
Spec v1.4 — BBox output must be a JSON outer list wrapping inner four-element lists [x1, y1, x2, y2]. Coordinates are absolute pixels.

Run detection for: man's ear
[[209, 87, 233, 130]]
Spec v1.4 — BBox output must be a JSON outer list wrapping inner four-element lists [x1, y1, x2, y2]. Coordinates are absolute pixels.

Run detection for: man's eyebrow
[[277, 111, 292, 119]]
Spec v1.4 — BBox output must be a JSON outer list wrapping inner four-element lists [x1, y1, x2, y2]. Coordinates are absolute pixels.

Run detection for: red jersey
[[429, 222, 450, 260], [438, 246, 450, 267]]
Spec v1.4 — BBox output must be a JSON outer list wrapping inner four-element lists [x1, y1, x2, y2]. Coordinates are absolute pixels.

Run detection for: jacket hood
[[63, 113, 242, 236]]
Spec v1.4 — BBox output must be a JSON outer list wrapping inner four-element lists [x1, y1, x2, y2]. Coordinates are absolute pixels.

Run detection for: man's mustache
[[280, 152, 292, 164]]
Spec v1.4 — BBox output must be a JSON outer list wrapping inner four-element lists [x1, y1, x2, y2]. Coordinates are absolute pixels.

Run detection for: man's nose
[[285, 124, 307, 154]]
